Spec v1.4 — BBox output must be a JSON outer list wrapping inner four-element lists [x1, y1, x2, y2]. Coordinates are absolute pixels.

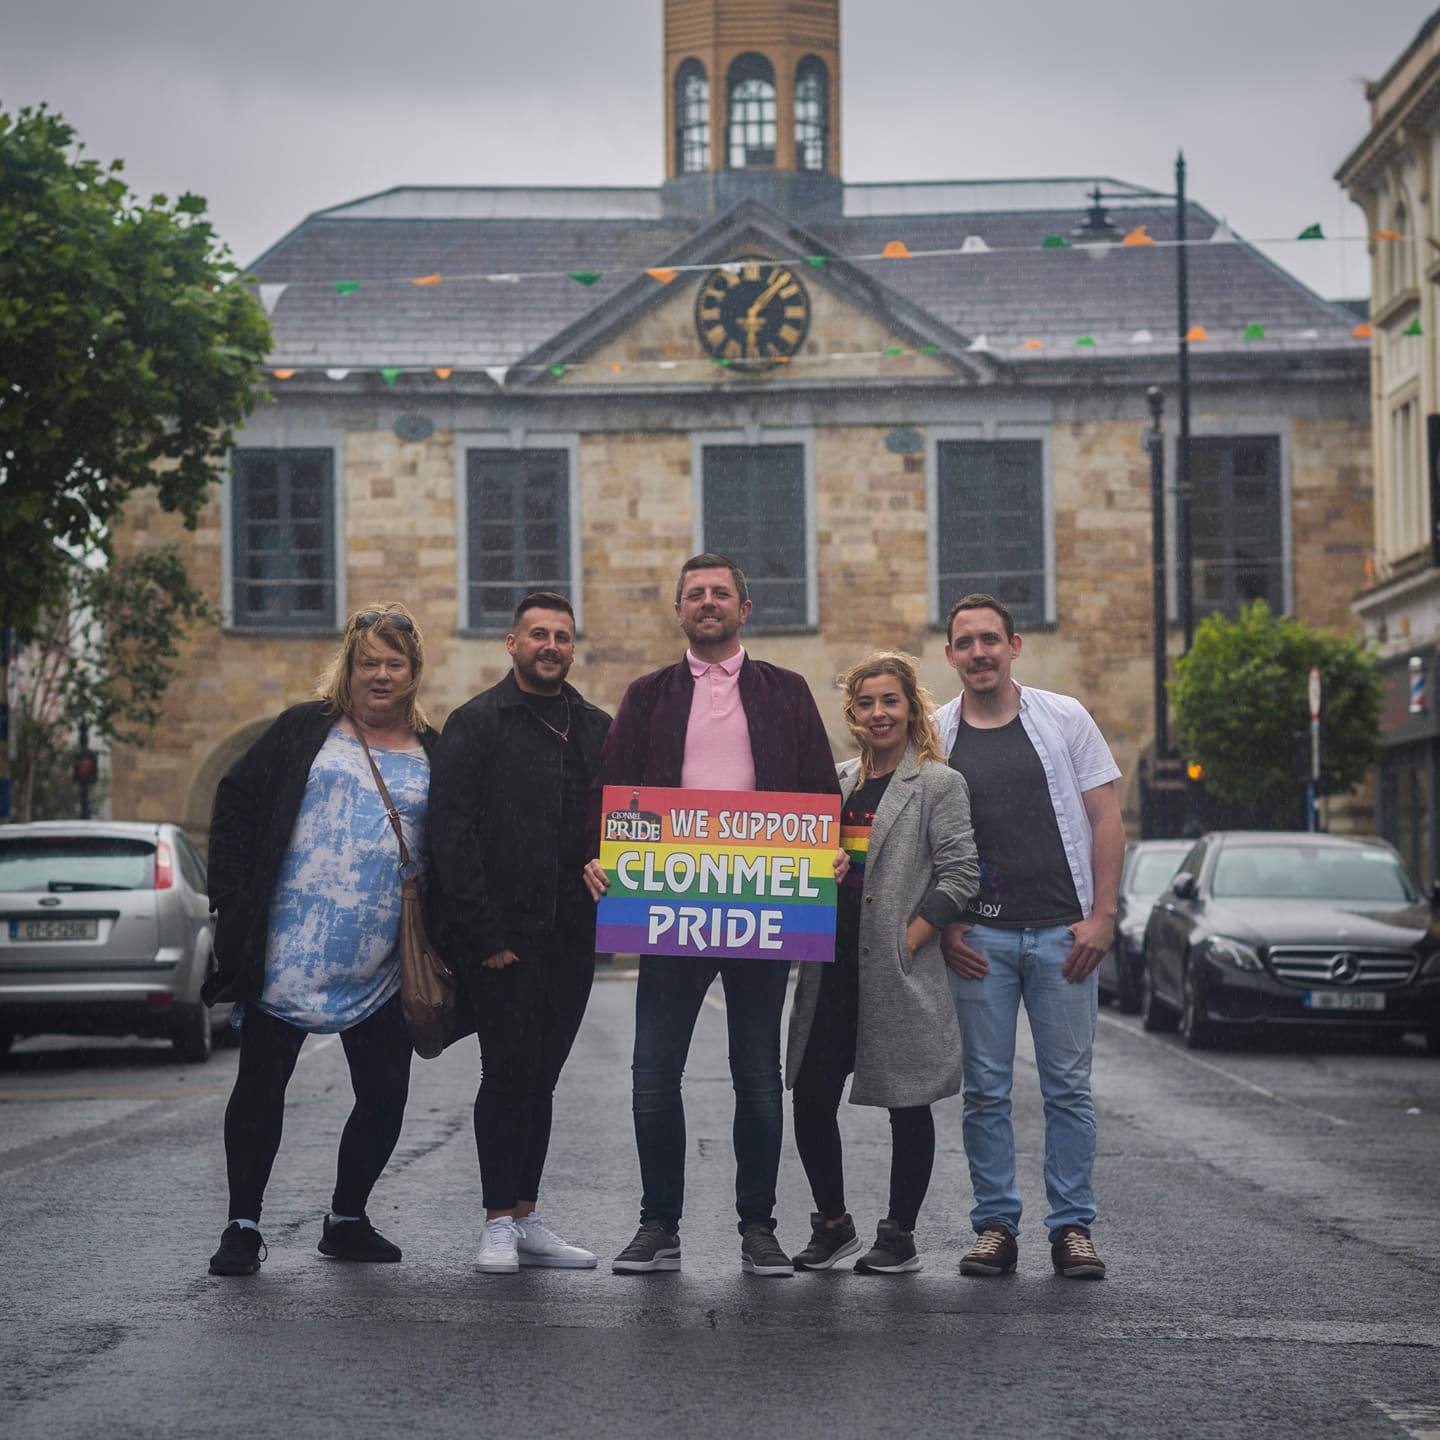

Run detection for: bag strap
[[353, 723, 412, 870]]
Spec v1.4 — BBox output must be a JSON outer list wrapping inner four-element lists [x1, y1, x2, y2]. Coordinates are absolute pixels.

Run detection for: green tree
[[1171, 601, 1382, 828], [12, 547, 216, 822], [0, 104, 270, 634]]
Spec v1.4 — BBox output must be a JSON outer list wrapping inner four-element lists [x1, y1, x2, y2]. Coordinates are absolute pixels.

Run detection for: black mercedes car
[[1140, 831, 1440, 1050], [1099, 840, 1192, 1013]]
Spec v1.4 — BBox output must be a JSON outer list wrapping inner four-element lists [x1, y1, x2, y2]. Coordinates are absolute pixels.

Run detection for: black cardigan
[[203, 701, 441, 1006]]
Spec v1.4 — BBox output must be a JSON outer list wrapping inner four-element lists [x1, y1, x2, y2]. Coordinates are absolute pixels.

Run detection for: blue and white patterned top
[[257, 727, 430, 1033]]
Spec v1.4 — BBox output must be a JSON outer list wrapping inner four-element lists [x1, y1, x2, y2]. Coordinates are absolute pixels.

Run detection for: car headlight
[[1203, 935, 1263, 972]]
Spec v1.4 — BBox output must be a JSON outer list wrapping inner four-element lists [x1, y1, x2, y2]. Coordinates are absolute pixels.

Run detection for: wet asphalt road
[[2, 973, 1439, 1440]]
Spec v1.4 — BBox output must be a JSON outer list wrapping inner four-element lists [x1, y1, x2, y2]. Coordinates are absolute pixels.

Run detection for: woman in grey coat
[[787, 652, 978, 1274]]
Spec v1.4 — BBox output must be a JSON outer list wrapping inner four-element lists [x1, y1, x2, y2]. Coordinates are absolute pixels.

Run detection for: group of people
[[202, 552, 1122, 1283]]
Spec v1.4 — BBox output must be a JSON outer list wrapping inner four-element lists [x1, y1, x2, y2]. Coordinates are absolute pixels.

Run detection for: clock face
[[694, 258, 811, 368]]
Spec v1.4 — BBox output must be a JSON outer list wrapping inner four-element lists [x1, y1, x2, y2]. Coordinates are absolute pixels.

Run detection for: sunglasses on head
[[353, 610, 415, 633]]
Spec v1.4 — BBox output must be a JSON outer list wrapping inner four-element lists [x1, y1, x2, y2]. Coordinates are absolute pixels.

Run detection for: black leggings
[[791, 956, 936, 1232], [223, 994, 412, 1223], [462, 918, 595, 1212]]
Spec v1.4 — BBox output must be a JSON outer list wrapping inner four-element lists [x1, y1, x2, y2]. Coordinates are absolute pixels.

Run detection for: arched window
[[727, 53, 776, 169], [794, 57, 829, 173], [674, 60, 709, 176]]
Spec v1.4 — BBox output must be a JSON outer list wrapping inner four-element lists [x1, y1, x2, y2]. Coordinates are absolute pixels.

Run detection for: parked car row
[[0, 822, 231, 1063], [1101, 831, 1440, 1052]]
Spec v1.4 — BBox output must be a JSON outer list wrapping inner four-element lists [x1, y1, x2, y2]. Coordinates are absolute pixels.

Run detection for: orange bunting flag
[[607, 363, 624, 373], [412, 273, 442, 287], [1185, 325, 1209, 342], [1375, 229, 1403, 241], [1352, 323, 1373, 339], [433, 367, 454, 379], [645, 268, 678, 284], [272, 369, 296, 379], [1122, 226, 1156, 247], [881, 240, 912, 259], [1023, 339, 1044, 350]]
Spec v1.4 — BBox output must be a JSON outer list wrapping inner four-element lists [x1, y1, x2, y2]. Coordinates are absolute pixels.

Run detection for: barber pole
[[1410, 655, 1427, 715]]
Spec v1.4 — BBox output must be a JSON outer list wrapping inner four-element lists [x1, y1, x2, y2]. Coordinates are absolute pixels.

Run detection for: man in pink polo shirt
[[585, 553, 840, 1277]]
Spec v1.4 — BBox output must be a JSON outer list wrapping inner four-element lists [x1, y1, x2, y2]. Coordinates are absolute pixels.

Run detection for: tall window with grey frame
[[1189, 437, 1283, 617], [701, 444, 807, 628], [466, 448, 571, 629], [935, 440, 1045, 627], [230, 449, 336, 628]]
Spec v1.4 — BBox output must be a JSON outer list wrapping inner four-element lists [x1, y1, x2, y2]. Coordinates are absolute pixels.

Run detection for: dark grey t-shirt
[[948, 716, 1082, 929]]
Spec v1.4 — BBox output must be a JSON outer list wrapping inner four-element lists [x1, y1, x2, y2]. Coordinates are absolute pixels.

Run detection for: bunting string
[[248, 222, 1388, 304]]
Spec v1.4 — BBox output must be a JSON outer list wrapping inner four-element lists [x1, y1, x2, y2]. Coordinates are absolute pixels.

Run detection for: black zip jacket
[[203, 701, 441, 1006], [427, 672, 611, 975]]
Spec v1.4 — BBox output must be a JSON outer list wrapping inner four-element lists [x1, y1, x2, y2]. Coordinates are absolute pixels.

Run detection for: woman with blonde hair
[[786, 652, 979, 1273], [204, 603, 440, 1276]]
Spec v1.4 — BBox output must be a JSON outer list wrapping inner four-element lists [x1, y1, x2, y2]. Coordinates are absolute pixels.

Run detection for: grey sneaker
[[793, 1213, 862, 1271], [854, 1218, 921, 1275], [740, 1222, 793, 1277], [612, 1221, 681, 1273]]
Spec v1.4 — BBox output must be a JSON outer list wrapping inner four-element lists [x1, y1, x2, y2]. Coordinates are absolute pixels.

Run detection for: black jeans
[[791, 956, 935, 1232], [223, 994, 412, 1223], [462, 915, 596, 1212], [632, 954, 791, 1235]]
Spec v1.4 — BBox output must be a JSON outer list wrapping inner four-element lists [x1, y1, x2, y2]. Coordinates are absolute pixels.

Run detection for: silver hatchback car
[[0, 821, 228, 1062]]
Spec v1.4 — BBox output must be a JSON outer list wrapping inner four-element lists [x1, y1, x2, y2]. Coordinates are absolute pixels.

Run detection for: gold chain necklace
[[531, 692, 571, 742]]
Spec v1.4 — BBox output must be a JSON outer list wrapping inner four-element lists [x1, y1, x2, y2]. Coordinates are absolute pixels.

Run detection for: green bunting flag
[[804, 255, 827, 268], [379, 367, 401, 385], [882, 346, 904, 357], [1243, 323, 1266, 340], [1075, 336, 1096, 347], [1042, 235, 1071, 249], [549, 363, 568, 377], [335, 280, 361, 295], [567, 271, 602, 287], [917, 345, 939, 354], [1405, 316, 1424, 337], [1297, 223, 1324, 240]]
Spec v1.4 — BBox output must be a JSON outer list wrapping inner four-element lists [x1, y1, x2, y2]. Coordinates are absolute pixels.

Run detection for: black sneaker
[[209, 1222, 265, 1276], [317, 1214, 402, 1263], [612, 1221, 681, 1273], [1051, 1225, 1106, 1279], [793, 1212, 862, 1271], [959, 1226, 1019, 1277], [854, 1218, 921, 1274], [740, 1222, 793, 1277]]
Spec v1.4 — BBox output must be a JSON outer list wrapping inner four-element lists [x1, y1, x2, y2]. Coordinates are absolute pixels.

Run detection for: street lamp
[[1147, 386, 1168, 771]]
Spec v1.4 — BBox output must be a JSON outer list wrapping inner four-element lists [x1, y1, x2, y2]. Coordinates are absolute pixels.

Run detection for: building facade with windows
[[1340, 9, 1440, 884], [114, 0, 1369, 838]]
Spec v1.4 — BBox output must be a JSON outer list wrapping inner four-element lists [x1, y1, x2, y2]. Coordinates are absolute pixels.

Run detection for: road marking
[[1096, 1011, 1352, 1127], [1373, 1401, 1440, 1439]]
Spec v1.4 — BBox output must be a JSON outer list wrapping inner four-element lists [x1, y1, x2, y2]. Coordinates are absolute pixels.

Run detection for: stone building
[[1340, 7, 1440, 883], [115, 0, 1369, 841]]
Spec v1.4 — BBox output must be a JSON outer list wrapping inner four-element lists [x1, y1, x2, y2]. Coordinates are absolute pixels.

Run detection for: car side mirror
[[1172, 874, 1198, 900], [1430, 880, 1440, 910]]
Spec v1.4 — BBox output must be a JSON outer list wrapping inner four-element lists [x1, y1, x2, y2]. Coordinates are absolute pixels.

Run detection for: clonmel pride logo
[[605, 795, 663, 844]]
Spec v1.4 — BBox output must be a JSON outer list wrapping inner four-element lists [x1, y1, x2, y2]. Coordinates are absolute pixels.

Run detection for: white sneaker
[[515, 1214, 597, 1269], [477, 1216, 520, 1274]]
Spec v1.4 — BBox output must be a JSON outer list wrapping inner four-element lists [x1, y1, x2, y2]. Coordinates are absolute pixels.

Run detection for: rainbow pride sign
[[595, 786, 840, 963]]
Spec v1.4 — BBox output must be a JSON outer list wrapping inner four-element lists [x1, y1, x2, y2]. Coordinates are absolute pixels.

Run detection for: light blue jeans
[[948, 923, 1098, 1238]]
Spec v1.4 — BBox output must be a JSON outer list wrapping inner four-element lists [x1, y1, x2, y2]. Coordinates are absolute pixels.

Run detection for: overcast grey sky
[[2, 1, 1430, 300]]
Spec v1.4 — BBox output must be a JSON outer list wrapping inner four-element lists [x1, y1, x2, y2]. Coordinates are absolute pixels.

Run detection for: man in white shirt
[[936, 593, 1124, 1280]]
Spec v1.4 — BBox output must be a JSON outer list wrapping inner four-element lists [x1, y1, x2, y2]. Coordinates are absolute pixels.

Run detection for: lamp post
[[1147, 387, 1169, 767], [1175, 151, 1194, 653]]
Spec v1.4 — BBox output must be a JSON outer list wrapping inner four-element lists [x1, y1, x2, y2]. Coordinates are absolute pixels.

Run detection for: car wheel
[[1180, 964, 1215, 1049], [1115, 955, 1143, 1015], [1425, 1028, 1440, 1057], [1140, 960, 1179, 1033], [172, 1003, 213, 1064], [0, 1032, 14, 1063]]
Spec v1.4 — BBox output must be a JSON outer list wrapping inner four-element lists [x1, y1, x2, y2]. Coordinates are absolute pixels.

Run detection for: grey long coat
[[786, 747, 979, 1109]]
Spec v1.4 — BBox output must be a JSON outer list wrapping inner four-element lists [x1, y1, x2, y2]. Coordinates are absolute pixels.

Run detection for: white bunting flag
[[258, 283, 288, 316]]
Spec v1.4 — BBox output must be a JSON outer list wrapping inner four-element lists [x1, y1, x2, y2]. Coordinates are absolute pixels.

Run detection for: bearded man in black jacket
[[429, 591, 611, 1275]]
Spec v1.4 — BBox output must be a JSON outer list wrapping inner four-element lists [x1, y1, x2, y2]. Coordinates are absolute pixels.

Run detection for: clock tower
[[661, 0, 842, 221]]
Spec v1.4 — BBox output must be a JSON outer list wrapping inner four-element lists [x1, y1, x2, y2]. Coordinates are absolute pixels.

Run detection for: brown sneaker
[[959, 1226, 1018, 1276], [1051, 1225, 1106, 1279]]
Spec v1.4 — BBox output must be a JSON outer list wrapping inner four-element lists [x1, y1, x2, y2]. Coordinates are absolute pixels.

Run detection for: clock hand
[[746, 272, 789, 321]]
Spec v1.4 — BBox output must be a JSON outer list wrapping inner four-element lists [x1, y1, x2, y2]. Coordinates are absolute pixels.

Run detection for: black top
[[948, 716, 1081, 929], [834, 772, 894, 968], [520, 690, 590, 902]]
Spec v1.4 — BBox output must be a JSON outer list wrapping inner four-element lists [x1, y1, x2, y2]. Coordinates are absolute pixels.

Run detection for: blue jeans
[[632, 955, 791, 1235], [948, 923, 1098, 1238]]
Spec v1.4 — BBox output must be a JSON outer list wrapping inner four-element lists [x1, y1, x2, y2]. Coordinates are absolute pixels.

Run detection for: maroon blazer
[[593, 655, 840, 837]]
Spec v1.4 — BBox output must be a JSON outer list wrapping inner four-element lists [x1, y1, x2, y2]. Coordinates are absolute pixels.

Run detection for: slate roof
[[250, 185, 1363, 371]]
